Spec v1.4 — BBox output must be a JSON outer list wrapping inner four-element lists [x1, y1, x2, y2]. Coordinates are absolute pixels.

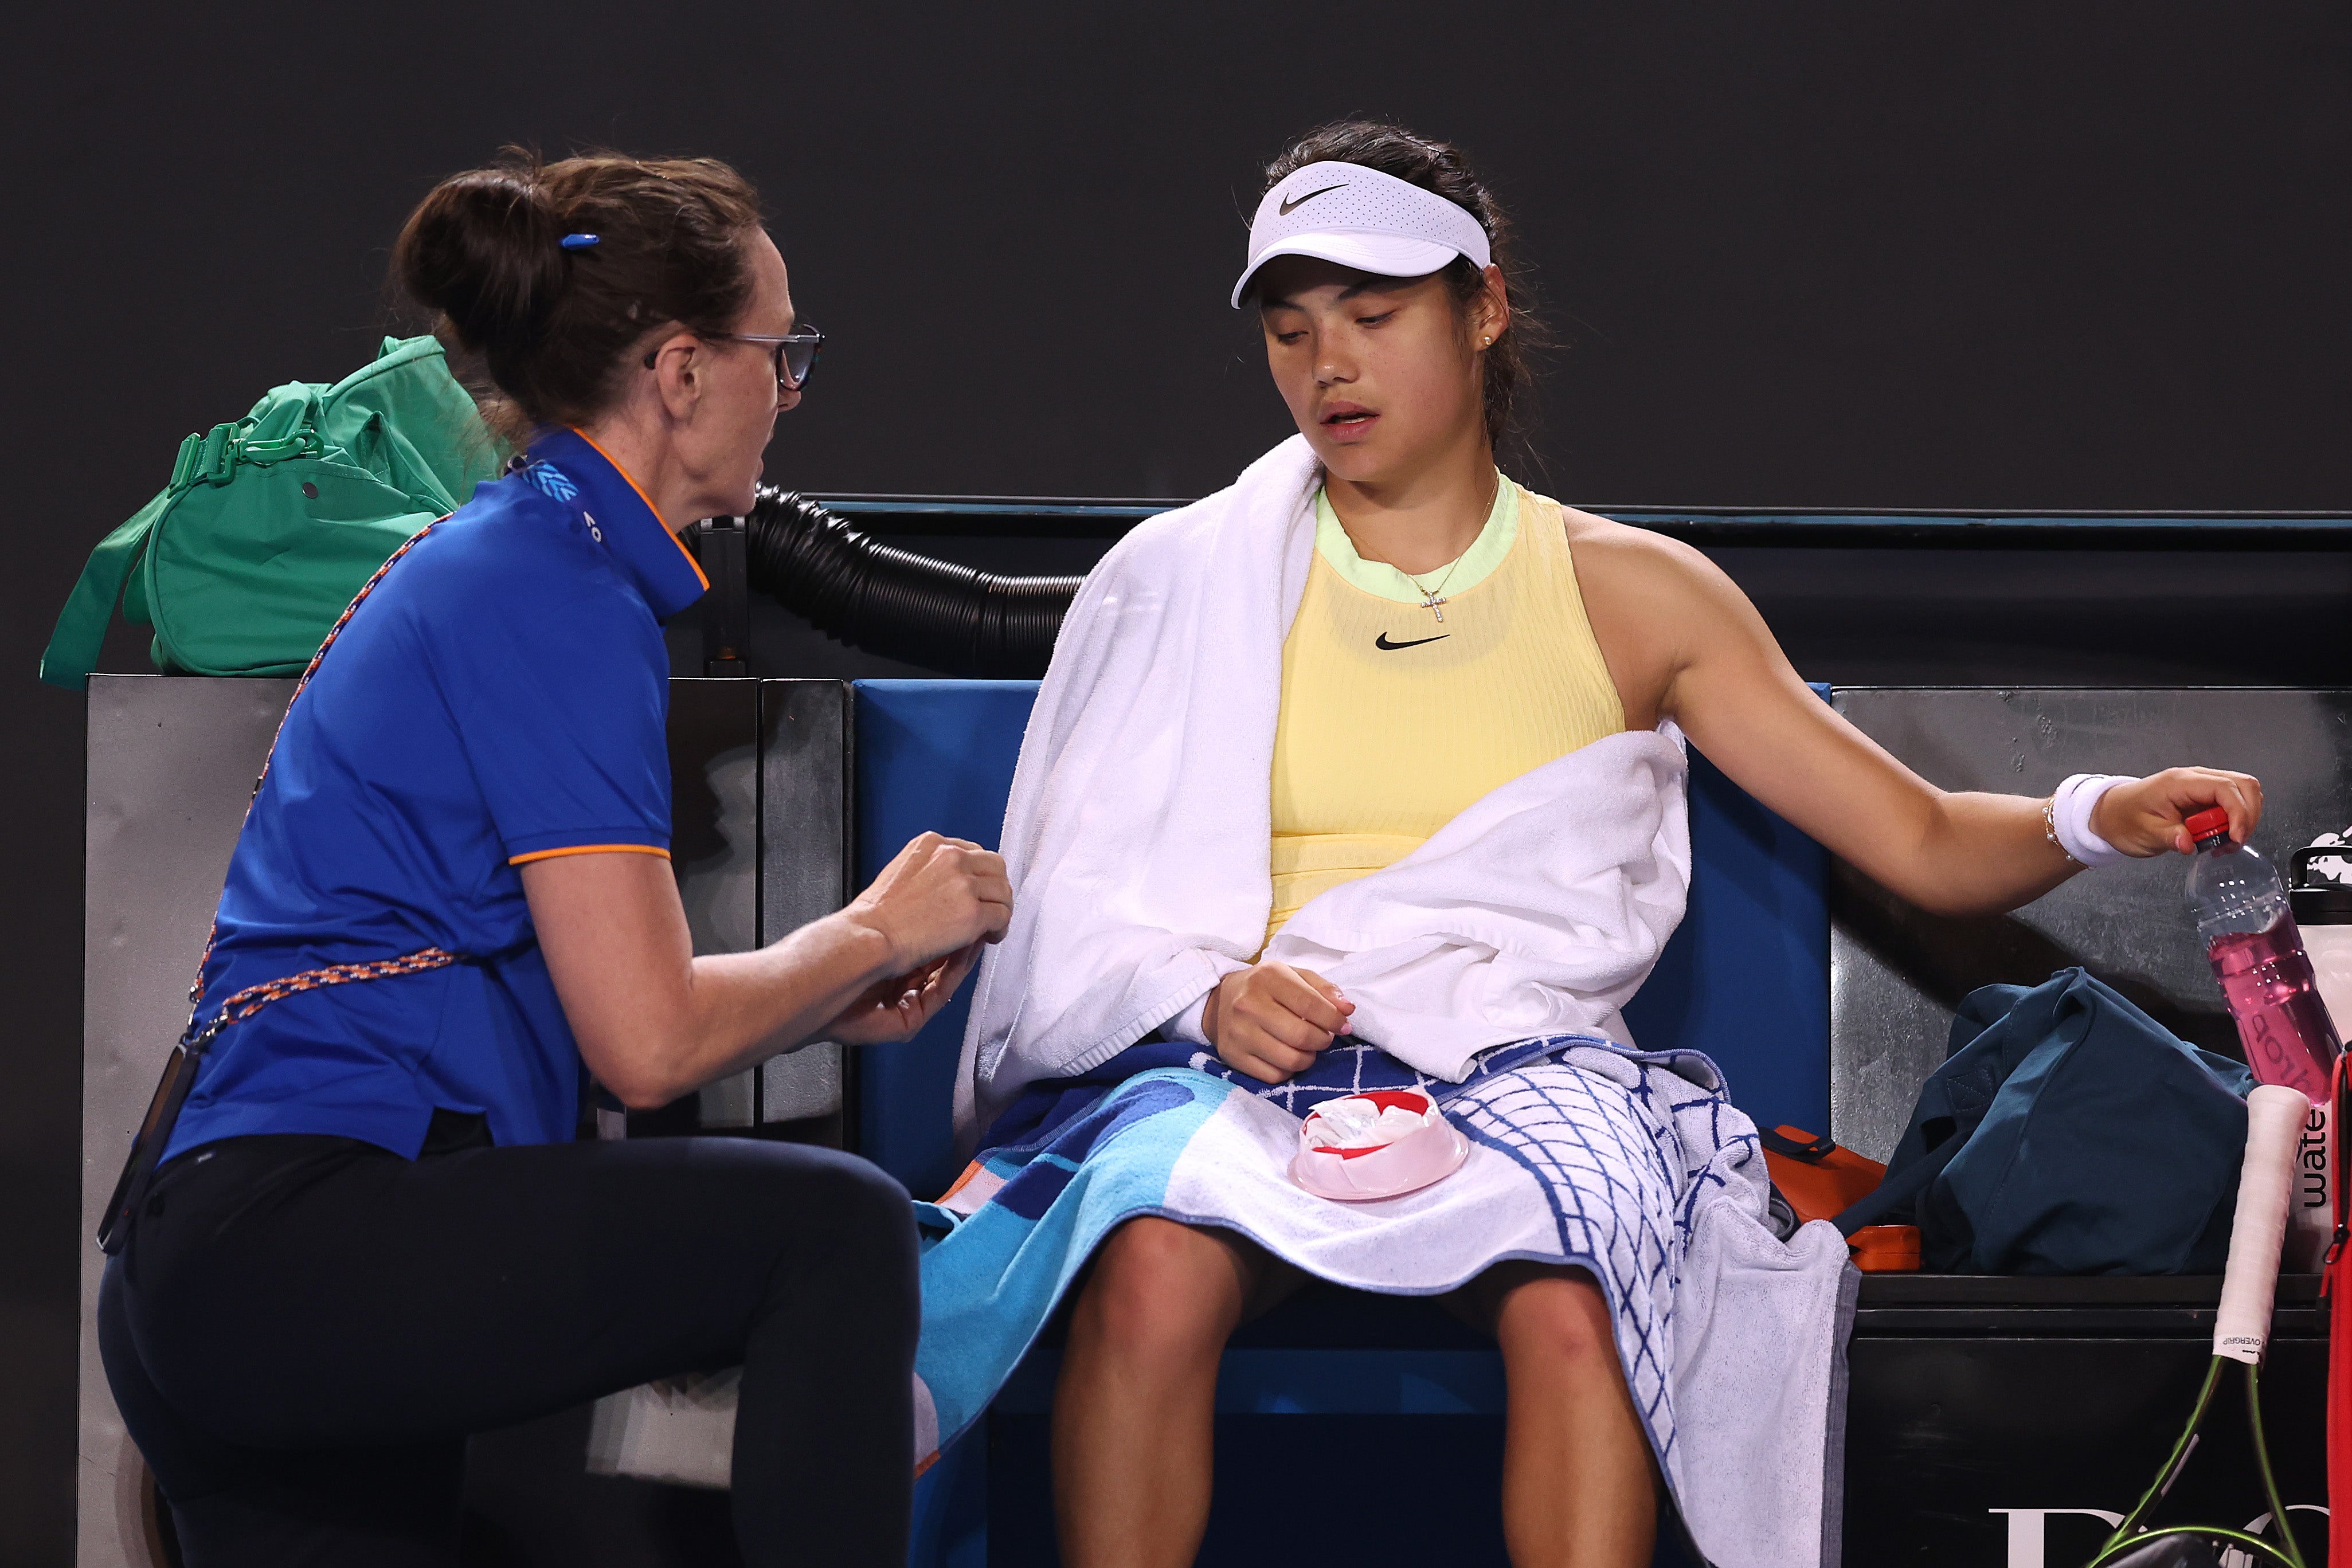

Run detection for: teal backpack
[[41, 335, 502, 689]]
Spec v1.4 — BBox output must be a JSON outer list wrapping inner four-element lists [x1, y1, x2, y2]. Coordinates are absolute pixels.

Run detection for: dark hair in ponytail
[[1261, 121, 1549, 453], [393, 148, 763, 440]]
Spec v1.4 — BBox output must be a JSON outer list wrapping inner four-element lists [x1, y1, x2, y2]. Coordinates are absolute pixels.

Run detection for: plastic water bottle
[[2186, 806, 2342, 1104]]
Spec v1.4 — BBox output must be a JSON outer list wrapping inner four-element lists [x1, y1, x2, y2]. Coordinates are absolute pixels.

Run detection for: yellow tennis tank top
[[1264, 478, 1626, 952]]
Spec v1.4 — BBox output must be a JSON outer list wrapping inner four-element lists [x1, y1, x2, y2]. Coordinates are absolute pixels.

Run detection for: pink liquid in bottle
[[2205, 917, 2341, 1103], [2185, 805, 2343, 1104]]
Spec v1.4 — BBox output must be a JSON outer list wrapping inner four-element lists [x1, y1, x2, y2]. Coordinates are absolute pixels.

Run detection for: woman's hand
[[1204, 962, 1355, 1084], [2091, 768, 2266, 856], [526, 831, 1010, 1111], [840, 832, 1012, 971], [823, 942, 985, 1045]]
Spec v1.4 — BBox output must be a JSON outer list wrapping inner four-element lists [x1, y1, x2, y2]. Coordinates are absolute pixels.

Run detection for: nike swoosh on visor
[[1278, 183, 1347, 216]]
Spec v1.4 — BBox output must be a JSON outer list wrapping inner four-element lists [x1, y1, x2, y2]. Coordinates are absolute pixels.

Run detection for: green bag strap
[[39, 418, 328, 691], [39, 489, 171, 690], [163, 420, 325, 492]]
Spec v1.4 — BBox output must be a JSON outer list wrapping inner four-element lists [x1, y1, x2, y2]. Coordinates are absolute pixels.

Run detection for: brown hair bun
[[393, 147, 763, 441]]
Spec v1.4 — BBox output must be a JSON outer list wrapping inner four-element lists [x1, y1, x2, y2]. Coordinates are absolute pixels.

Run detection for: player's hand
[[2092, 769, 2265, 856], [1204, 962, 1355, 1084]]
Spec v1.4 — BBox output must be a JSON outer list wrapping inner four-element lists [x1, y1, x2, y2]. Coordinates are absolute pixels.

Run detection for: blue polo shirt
[[162, 427, 709, 1163]]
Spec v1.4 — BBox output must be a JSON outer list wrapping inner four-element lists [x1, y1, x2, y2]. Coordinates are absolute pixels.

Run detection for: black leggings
[[100, 1115, 919, 1567]]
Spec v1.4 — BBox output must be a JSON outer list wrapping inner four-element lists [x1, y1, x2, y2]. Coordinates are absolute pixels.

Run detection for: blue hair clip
[[559, 233, 600, 251]]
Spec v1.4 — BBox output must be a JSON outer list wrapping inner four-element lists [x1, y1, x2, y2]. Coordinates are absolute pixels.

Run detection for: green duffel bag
[[40, 335, 503, 689]]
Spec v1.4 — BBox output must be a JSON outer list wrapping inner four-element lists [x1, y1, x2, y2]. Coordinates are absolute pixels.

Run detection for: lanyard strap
[[101, 519, 461, 1255], [183, 947, 464, 1052], [179, 518, 458, 1050]]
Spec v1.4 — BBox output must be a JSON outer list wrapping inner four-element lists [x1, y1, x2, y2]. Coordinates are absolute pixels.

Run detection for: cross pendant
[[1420, 591, 1447, 623]]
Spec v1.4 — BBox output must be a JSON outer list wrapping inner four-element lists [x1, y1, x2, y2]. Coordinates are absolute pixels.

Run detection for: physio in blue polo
[[97, 150, 1005, 1567]]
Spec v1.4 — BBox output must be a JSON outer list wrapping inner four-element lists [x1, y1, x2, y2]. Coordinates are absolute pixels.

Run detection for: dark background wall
[[3, 3, 2346, 1559]]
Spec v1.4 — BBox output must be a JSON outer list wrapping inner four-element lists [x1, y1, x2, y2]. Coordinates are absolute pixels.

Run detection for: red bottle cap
[[2185, 806, 2233, 842]]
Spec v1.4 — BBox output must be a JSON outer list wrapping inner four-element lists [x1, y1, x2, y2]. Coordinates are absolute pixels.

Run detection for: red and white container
[[1290, 1089, 1469, 1202]]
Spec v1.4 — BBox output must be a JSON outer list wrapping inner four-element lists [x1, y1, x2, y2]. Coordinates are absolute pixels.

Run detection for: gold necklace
[[1396, 477, 1500, 622], [1400, 553, 1466, 623]]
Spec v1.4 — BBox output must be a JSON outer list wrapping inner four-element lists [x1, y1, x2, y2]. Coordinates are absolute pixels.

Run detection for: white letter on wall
[[1988, 1508, 2124, 1568]]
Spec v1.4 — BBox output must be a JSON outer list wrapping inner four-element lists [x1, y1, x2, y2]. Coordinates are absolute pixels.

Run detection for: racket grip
[[2214, 1084, 2308, 1364]]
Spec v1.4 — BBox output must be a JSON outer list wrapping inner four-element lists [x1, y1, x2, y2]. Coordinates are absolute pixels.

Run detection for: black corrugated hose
[[741, 486, 1084, 677]]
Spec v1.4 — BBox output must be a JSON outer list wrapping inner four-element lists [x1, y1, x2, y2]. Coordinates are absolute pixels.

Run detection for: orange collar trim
[[569, 427, 711, 592]]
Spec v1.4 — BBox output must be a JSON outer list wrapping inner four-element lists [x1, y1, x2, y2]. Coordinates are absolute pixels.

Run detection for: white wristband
[[2052, 773, 2135, 867]]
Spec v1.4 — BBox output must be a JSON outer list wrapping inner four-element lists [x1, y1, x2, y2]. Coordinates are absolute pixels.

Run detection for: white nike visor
[[1231, 159, 1493, 309]]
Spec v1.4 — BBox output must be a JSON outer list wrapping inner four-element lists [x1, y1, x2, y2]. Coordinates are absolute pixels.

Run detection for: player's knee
[[1498, 1269, 1617, 1370], [1079, 1218, 1245, 1358]]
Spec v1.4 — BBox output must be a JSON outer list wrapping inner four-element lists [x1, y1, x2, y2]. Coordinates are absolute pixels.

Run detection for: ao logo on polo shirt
[[522, 460, 605, 541]]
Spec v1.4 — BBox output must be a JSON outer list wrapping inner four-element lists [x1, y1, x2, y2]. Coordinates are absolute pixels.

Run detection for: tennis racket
[[2083, 1083, 2314, 1568]]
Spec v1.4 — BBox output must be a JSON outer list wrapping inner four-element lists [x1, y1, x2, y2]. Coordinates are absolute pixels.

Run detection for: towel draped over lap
[[917, 436, 1857, 1568]]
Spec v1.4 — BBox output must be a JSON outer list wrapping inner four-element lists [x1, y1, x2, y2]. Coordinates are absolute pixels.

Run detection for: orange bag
[[1758, 1125, 1887, 1224], [1846, 1225, 1923, 1273], [1758, 1126, 1918, 1272]]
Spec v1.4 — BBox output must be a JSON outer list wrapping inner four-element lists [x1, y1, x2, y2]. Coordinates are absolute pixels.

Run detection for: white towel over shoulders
[[956, 435, 1692, 1141]]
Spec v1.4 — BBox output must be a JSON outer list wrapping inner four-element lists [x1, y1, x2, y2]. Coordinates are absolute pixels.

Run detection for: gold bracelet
[[2043, 795, 2085, 868]]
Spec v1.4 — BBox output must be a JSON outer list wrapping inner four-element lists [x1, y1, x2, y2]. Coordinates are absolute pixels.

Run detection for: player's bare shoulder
[[1545, 500, 1770, 725], [1555, 502, 1734, 610]]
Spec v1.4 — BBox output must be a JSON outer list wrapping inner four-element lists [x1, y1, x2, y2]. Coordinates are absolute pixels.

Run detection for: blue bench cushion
[[852, 679, 1829, 1199]]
